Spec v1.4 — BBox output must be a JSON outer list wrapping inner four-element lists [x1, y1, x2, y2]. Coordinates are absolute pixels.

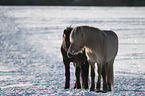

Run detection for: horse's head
[[68, 27, 85, 57], [63, 27, 73, 40], [62, 26, 73, 50]]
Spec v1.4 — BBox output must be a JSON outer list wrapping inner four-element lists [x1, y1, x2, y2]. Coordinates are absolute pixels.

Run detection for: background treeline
[[0, 0, 145, 6]]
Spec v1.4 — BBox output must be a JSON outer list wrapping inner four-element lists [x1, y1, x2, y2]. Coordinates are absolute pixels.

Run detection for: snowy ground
[[0, 6, 145, 95]]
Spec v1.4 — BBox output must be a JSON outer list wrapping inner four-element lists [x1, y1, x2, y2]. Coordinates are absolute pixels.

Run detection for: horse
[[61, 26, 89, 89], [68, 26, 118, 92]]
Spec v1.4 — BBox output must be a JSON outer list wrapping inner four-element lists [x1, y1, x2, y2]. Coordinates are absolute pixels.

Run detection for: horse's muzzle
[[67, 47, 76, 58], [67, 52, 74, 58]]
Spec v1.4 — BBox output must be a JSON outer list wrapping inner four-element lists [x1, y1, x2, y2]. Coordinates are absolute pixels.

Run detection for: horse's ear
[[69, 24, 72, 28]]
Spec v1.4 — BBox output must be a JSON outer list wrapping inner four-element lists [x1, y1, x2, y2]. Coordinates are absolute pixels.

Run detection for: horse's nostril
[[71, 50, 76, 55], [68, 47, 76, 55], [67, 52, 74, 58]]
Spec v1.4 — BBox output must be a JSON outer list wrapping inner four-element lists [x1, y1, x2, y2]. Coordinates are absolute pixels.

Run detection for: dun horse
[[68, 26, 118, 92], [61, 27, 89, 89]]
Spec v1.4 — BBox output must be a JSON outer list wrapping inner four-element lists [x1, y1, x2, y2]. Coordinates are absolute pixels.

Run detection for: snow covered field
[[0, 6, 145, 95]]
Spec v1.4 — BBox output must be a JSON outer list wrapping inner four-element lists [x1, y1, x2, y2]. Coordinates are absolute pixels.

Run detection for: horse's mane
[[62, 26, 74, 51], [63, 26, 73, 37], [66, 25, 73, 31]]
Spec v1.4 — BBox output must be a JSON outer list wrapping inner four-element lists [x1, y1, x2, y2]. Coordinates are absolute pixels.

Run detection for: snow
[[0, 6, 145, 95]]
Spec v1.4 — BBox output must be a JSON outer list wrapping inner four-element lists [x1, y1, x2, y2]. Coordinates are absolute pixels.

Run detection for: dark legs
[[107, 59, 114, 91], [64, 60, 81, 89], [96, 64, 101, 91], [64, 60, 70, 89], [74, 65, 81, 89], [63, 59, 112, 92], [97, 62, 112, 93], [106, 62, 111, 91], [90, 64, 95, 91], [102, 63, 107, 92], [96, 63, 107, 93], [63, 59, 89, 89], [81, 60, 89, 89]]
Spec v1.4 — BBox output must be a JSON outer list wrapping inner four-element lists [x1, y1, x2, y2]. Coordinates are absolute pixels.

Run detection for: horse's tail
[[110, 64, 114, 89], [108, 59, 114, 89]]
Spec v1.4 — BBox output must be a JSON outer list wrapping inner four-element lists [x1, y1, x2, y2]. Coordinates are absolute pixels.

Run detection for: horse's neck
[[84, 31, 104, 50]]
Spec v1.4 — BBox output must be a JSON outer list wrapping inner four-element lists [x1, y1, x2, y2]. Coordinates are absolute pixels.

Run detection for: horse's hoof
[[108, 88, 111, 91], [64, 86, 69, 89], [64, 87, 69, 89], [83, 84, 88, 89], [75, 87, 81, 89], [73, 86, 81, 89], [84, 87, 88, 89], [102, 90, 107, 93], [95, 90, 101, 93], [73, 86, 76, 89], [89, 88, 95, 91]]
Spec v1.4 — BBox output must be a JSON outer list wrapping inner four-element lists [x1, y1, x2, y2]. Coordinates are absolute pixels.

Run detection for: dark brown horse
[[61, 27, 89, 89]]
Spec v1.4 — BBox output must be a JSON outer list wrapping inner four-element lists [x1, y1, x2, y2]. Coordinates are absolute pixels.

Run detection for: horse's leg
[[102, 62, 107, 93], [74, 63, 81, 89], [89, 63, 95, 91], [81, 60, 89, 89], [96, 63, 101, 92], [107, 59, 114, 91], [63, 60, 70, 89]]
